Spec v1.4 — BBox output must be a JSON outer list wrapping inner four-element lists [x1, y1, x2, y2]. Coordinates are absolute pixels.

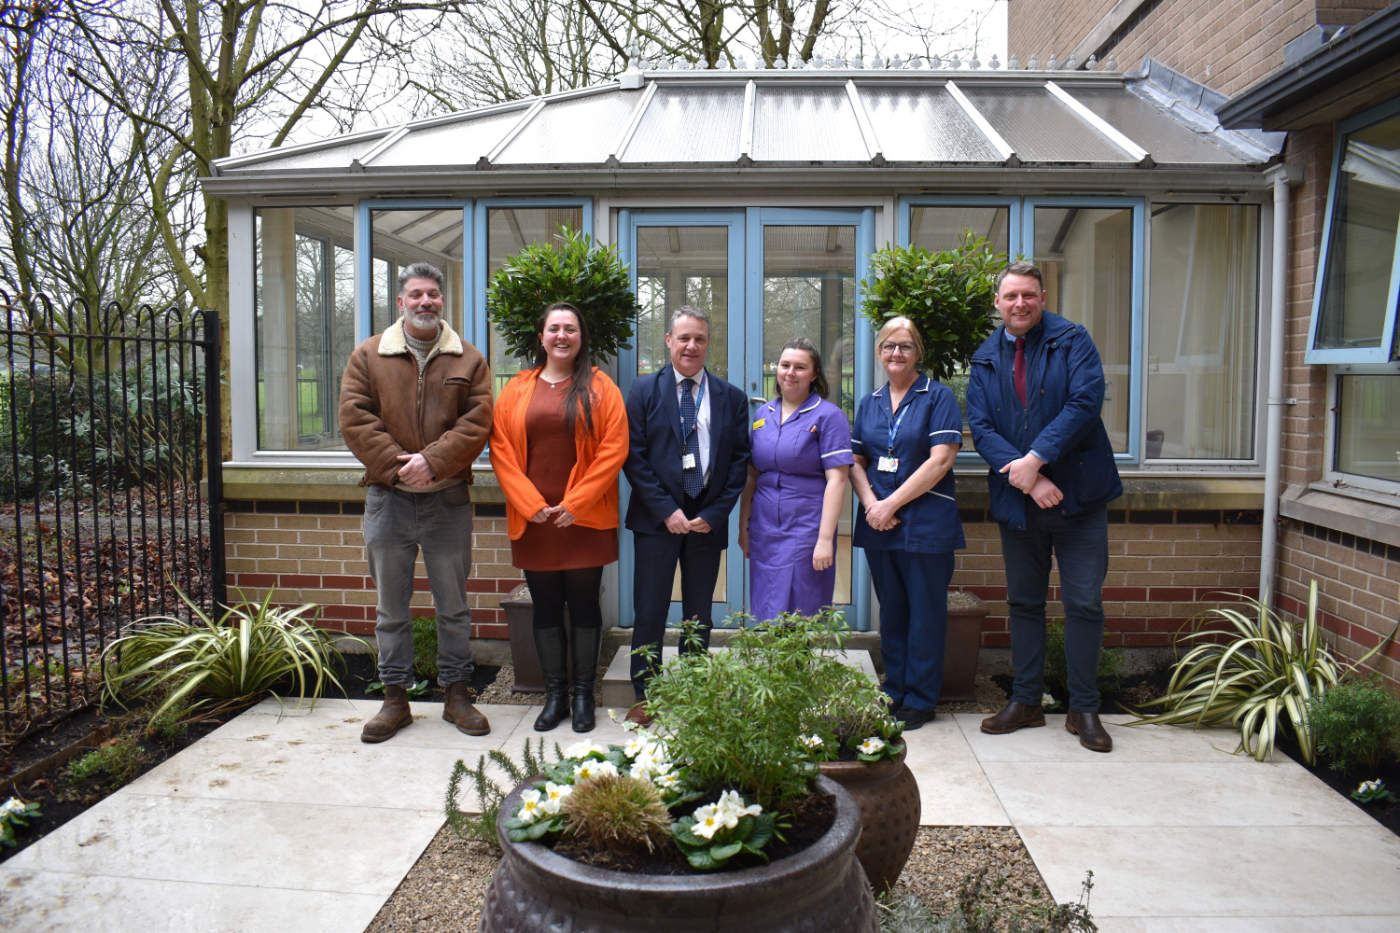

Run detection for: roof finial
[[1008, 54, 1019, 70], [1047, 53, 1058, 69], [1085, 54, 1096, 70], [970, 51, 981, 70]]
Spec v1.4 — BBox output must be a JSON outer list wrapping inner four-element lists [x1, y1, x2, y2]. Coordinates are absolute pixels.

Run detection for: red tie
[[1014, 337, 1027, 406]]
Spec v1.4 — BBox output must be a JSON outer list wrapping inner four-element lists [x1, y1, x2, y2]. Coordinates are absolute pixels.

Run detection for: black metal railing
[[0, 294, 223, 742]]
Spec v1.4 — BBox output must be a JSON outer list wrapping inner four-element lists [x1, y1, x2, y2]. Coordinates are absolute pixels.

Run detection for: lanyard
[[681, 374, 706, 439], [887, 395, 912, 455]]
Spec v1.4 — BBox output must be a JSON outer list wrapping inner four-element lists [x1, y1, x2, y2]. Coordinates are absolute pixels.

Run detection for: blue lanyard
[[681, 374, 706, 438], [887, 395, 912, 455]]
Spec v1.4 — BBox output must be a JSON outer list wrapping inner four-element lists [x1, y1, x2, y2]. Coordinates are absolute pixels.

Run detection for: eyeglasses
[[879, 342, 916, 356]]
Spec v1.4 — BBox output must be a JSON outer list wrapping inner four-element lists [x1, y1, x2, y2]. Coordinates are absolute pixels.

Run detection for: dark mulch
[[551, 789, 837, 875], [332, 651, 499, 703]]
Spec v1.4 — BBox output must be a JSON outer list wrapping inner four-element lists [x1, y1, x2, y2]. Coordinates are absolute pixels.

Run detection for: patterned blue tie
[[681, 377, 703, 498]]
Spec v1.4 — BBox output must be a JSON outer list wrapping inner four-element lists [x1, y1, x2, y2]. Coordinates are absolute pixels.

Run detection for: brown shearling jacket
[[338, 319, 493, 488]]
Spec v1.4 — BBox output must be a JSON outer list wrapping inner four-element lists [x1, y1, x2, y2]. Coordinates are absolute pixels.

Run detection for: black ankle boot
[[533, 627, 568, 732], [570, 625, 600, 733]]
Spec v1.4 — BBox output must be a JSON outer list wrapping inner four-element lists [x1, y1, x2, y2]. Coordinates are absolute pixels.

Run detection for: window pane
[[1146, 204, 1259, 459], [1315, 113, 1400, 353], [909, 205, 1009, 254], [368, 207, 464, 334], [1034, 206, 1134, 452], [1336, 375, 1400, 481], [255, 206, 355, 452], [486, 206, 583, 392], [634, 226, 730, 378]]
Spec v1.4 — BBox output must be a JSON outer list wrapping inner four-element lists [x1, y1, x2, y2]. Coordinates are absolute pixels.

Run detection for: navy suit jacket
[[623, 365, 752, 540]]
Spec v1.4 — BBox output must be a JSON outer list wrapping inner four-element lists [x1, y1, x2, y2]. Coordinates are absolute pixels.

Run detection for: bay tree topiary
[[858, 231, 1006, 381], [487, 226, 638, 366]]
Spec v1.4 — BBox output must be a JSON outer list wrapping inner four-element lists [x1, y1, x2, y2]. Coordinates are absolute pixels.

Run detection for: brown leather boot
[[980, 701, 1047, 735], [443, 681, 490, 736], [1066, 710, 1113, 752], [361, 685, 412, 743]]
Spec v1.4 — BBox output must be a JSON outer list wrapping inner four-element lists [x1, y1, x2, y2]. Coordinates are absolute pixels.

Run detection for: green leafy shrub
[[486, 226, 638, 366], [561, 774, 673, 857], [101, 589, 368, 726], [1134, 581, 1399, 763], [1307, 675, 1400, 774], [66, 734, 145, 791], [0, 796, 42, 848], [445, 738, 557, 851], [412, 615, 438, 681], [1043, 619, 1125, 704], [801, 659, 904, 762], [646, 610, 851, 808], [858, 231, 1007, 381]]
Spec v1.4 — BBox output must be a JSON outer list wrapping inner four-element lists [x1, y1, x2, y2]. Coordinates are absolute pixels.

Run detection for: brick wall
[[224, 500, 523, 640], [1008, 0, 1387, 97], [955, 506, 1263, 649], [1276, 524, 1400, 685]]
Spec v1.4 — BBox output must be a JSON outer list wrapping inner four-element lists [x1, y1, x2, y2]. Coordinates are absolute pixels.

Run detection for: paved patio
[[3, 698, 1399, 932]]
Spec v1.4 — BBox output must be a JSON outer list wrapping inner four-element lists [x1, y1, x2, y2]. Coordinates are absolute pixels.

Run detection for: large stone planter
[[479, 775, 877, 932], [941, 590, 988, 703], [819, 746, 920, 893]]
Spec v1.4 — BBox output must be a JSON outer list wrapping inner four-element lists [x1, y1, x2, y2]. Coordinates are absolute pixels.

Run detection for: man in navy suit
[[623, 306, 751, 723]]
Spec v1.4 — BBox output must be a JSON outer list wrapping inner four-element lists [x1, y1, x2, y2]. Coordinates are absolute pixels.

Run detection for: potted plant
[[478, 613, 879, 932], [799, 643, 920, 894]]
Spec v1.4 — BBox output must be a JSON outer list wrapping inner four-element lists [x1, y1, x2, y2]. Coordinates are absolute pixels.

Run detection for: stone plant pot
[[479, 775, 878, 932], [942, 590, 988, 703], [819, 746, 920, 893]]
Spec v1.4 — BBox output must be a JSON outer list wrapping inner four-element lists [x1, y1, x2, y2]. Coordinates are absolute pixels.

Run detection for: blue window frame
[[1307, 97, 1400, 365]]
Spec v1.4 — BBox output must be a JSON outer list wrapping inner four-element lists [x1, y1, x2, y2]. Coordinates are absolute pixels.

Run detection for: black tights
[[524, 566, 604, 632]]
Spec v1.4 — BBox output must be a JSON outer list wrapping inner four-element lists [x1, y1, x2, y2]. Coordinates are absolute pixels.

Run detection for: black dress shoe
[[1065, 710, 1113, 752], [980, 701, 1047, 735], [897, 705, 936, 730]]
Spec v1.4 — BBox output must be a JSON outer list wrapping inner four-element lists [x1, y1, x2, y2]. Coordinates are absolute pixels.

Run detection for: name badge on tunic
[[877, 456, 899, 473], [682, 452, 697, 470]]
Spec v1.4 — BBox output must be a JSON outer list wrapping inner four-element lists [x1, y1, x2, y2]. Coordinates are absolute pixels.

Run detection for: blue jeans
[[867, 549, 955, 713], [998, 505, 1108, 712], [363, 485, 475, 687]]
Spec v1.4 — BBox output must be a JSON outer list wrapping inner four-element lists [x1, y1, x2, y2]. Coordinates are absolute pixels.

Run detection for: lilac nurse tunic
[[748, 392, 853, 622]]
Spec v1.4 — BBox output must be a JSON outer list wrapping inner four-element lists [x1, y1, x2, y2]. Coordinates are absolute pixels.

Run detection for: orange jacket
[[490, 367, 629, 541]]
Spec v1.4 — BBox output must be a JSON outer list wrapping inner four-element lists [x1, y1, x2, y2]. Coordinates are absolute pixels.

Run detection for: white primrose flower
[[799, 733, 825, 751], [713, 789, 763, 829], [516, 788, 544, 823], [1041, 692, 1059, 709], [1, 797, 26, 818], [691, 803, 723, 839], [1358, 779, 1383, 795], [652, 771, 680, 791], [540, 781, 572, 815], [574, 759, 620, 782], [623, 736, 649, 759], [857, 736, 886, 756], [562, 739, 608, 761]]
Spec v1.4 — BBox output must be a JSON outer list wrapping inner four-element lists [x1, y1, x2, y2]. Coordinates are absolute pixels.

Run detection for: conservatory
[[203, 59, 1280, 640]]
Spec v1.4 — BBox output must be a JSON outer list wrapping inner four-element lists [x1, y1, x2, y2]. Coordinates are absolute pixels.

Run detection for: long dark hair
[[534, 302, 594, 432], [781, 337, 829, 399]]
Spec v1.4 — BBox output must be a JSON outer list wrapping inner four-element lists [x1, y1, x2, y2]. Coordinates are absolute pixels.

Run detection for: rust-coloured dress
[[509, 377, 619, 571]]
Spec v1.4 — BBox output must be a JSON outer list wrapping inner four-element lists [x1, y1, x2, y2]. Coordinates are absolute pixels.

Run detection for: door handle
[[749, 396, 767, 405]]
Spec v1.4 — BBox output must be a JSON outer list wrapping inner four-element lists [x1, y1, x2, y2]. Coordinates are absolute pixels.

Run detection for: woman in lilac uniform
[[739, 338, 852, 622]]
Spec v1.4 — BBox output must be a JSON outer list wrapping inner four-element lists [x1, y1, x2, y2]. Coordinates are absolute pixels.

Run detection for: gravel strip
[[370, 670, 1062, 930]]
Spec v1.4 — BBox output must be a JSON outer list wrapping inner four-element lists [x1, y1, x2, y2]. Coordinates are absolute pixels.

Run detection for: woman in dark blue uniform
[[850, 316, 965, 729]]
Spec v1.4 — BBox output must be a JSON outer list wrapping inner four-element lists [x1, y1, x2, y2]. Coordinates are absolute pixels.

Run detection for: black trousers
[[629, 507, 724, 698]]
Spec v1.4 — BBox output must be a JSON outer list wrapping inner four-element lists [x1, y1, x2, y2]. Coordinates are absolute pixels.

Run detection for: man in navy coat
[[967, 261, 1122, 753], [623, 306, 751, 723]]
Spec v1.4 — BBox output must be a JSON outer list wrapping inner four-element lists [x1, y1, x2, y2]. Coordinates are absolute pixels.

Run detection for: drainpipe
[[1260, 162, 1299, 605]]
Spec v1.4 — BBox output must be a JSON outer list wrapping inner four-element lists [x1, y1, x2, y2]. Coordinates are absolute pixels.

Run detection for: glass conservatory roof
[[208, 64, 1280, 191]]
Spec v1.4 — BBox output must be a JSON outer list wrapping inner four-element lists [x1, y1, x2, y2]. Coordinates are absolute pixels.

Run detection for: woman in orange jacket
[[490, 302, 628, 733]]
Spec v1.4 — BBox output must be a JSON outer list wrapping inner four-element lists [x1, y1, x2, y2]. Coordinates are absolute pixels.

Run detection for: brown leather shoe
[[1065, 710, 1112, 753], [443, 681, 490, 736], [980, 701, 1047, 735], [624, 701, 653, 727], [361, 685, 412, 743]]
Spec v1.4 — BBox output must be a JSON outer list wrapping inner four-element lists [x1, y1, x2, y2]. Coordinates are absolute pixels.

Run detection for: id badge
[[682, 452, 697, 471], [877, 456, 899, 473]]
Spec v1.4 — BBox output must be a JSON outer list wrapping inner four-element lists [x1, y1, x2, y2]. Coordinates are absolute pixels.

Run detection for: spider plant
[[101, 589, 368, 726], [1134, 580, 1398, 764]]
